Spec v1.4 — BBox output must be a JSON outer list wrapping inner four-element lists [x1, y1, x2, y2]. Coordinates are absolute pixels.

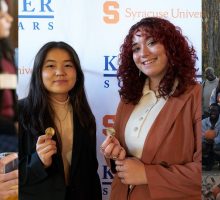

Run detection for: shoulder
[[117, 99, 134, 111], [190, 83, 201, 92], [187, 83, 201, 95], [187, 83, 201, 103], [179, 83, 201, 100], [171, 83, 201, 115]]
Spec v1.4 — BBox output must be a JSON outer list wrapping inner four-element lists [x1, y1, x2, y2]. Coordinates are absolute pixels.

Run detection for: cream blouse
[[50, 97, 73, 185], [125, 79, 167, 159]]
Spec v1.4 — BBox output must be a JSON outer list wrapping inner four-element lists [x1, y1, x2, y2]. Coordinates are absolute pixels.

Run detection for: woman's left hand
[[115, 157, 147, 185]]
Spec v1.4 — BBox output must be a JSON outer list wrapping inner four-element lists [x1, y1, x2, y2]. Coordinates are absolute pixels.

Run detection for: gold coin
[[45, 127, 55, 136], [6, 196, 18, 200], [106, 127, 115, 137]]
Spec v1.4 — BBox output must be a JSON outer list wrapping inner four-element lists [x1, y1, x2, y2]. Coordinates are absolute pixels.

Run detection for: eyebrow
[[44, 60, 55, 63], [44, 59, 73, 63]]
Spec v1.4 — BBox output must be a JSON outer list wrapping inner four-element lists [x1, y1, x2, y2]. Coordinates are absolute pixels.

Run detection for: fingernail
[[112, 156, 118, 160]]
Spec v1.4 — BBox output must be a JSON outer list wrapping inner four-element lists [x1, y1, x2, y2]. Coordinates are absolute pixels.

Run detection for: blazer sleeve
[[19, 130, 48, 186], [89, 126, 102, 200], [19, 103, 48, 186], [144, 89, 201, 199]]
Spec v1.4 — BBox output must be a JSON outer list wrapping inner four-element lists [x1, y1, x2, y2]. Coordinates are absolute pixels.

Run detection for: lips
[[53, 80, 68, 83]]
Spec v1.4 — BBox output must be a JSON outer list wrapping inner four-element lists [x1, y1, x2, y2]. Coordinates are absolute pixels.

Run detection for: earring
[[139, 70, 141, 77]]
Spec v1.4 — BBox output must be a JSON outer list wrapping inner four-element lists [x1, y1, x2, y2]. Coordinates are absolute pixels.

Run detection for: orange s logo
[[103, 1, 119, 24], [103, 115, 116, 136]]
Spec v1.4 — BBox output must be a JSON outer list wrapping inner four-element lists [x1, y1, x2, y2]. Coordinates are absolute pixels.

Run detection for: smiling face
[[0, 0, 13, 38], [209, 105, 220, 121], [42, 48, 77, 101], [132, 30, 169, 84]]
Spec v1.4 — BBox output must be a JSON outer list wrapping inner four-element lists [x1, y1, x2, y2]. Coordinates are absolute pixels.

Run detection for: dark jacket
[[18, 99, 102, 200]]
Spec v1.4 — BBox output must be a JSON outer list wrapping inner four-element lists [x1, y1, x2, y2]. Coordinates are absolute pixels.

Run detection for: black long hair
[[19, 41, 96, 137]]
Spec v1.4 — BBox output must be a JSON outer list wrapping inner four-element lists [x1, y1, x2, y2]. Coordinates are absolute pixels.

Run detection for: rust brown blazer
[[110, 84, 201, 200]]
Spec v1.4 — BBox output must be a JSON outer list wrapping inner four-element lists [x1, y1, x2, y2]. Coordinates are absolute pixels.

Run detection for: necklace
[[57, 106, 70, 122], [56, 102, 70, 122], [51, 96, 70, 121], [51, 96, 70, 105], [56, 105, 72, 136]]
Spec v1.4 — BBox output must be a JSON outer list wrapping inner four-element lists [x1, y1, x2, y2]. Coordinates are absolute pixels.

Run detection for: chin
[[144, 71, 158, 77], [53, 89, 70, 94]]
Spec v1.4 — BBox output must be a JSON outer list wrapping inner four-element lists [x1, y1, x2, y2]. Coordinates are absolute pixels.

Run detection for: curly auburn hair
[[117, 17, 198, 104]]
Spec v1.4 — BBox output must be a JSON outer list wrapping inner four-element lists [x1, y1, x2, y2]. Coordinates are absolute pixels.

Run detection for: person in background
[[101, 17, 201, 200], [19, 41, 102, 200], [0, 0, 18, 152], [0, 0, 18, 200], [210, 78, 220, 105], [202, 103, 220, 171], [202, 67, 219, 119]]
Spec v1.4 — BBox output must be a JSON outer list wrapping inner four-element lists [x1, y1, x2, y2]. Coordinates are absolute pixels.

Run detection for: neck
[[50, 95, 70, 105], [149, 78, 160, 92]]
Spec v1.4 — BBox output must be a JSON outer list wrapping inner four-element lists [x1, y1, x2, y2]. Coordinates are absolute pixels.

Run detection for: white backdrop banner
[[18, 0, 201, 199]]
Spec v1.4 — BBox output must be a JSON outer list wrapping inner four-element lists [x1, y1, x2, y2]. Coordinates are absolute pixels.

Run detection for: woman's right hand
[[36, 135, 57, 168], [100, 136, 126, 161]]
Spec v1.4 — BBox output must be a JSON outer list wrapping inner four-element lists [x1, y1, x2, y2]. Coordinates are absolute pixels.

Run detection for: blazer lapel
[[118, 103, 135, 154], [141, 91, 192, 164]]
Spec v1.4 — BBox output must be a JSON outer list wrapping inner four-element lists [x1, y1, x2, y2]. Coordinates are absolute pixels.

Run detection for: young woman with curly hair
[[101, 17, 201, 200]]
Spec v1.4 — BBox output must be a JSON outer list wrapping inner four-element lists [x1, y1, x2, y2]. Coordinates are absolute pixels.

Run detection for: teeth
[[143, 59, 155, 65]]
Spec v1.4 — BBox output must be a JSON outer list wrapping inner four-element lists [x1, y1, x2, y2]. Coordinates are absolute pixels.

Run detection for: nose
[[55, 66, 66, 76], [5, 13, 13, 23], [140, 45, 150, 57]]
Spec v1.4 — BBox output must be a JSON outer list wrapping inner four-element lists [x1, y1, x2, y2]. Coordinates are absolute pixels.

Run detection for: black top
[[18, 99, 102, 200]]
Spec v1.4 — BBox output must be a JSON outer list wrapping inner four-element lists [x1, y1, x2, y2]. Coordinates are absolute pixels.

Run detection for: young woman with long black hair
[[19, 41, 102, 200]]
